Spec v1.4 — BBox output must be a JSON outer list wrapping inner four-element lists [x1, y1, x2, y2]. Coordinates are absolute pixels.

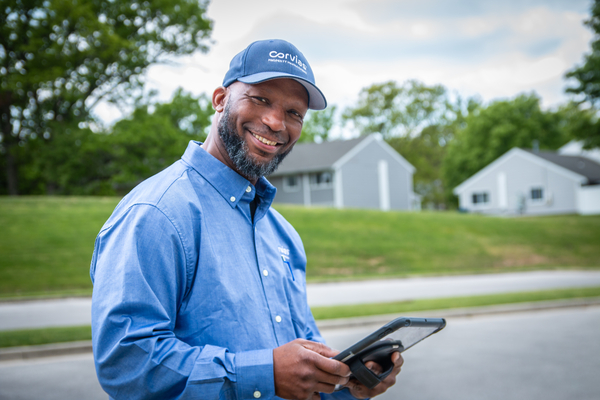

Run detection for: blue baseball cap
[[223, 39, 327, 110]]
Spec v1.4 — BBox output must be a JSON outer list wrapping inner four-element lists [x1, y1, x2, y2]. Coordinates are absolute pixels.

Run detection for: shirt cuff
[[235, 348, 275, 399]]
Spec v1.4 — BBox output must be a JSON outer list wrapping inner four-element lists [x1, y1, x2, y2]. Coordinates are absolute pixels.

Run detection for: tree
[[342, 80, 453, 139], [564, 0, 600, 149], [442, 93, 569, 204], [299, 105, 337, 143], [0, 0, 213, 194], [105, 89, 212, 194], [387, 97, 479, 209]]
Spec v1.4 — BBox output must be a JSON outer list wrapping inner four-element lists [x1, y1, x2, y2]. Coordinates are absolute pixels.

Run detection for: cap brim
[[237, 72, 327, 110]]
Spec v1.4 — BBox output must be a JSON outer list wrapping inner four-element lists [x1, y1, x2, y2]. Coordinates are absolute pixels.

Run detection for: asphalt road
[[1, 305, 598, 400], [2, 270, 600, 330]]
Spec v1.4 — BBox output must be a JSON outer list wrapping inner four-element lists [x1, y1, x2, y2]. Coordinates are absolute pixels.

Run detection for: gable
[[453, 148, 587, 195], [269, 134, 415, 176]]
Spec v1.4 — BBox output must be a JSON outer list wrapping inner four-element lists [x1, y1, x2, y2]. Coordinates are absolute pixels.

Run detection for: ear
[[212, 86, 228, 113]]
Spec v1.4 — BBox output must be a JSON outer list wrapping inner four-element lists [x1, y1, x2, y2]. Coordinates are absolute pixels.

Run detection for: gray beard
[[217, 104, 291, 181]]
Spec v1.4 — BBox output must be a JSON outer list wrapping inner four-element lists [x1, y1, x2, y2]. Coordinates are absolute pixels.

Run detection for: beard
[[217, 104, 292, 181]]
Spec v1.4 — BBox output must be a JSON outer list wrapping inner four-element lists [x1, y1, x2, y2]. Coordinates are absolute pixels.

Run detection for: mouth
[[251, 132, 280, 147]]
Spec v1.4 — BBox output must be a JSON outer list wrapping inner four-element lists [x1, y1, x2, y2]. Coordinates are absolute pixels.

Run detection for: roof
[[454, 147, 600, 195], [269, 136, 367, 176], [523, 150, 600, 184]]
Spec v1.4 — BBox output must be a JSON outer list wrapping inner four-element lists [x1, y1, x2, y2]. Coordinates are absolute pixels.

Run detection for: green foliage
[[442, 93, 569, 200], [2, 88, 212, 195], [343, 80, 453, 139], [343, 80, 466, 208], [2, 197, 600, 298], [564, 0, 600, 149], [299, 105, 337, 143], [387, 125, 450, 208], [106, 89, 212, 194], [556, 102, 600, 149], [566, 0, 600, 105], [0, 0, 213, 194]]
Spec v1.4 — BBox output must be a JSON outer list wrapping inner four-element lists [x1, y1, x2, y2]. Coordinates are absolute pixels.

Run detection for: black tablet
[[333, 317, 446, 389]]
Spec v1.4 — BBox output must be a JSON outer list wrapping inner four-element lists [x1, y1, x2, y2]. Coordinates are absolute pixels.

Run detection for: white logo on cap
[[268, 50, 308, 73]]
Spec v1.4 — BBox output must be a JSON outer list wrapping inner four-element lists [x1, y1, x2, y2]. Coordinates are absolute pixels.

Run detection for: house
[[453, 147, 600, 216], [268, 135, 420, 210]]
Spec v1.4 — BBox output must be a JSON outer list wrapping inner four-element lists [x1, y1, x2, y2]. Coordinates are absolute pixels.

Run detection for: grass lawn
[[1, 196, 600, 297], [1, 287, 598, 348], [277, 205, 600, 280]]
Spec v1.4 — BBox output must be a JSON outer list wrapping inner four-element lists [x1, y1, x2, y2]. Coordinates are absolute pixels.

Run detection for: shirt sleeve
[[90, 204, 275, 400]]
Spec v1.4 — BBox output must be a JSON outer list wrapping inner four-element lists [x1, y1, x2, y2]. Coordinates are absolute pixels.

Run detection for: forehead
[[238, 79, 309, 109]]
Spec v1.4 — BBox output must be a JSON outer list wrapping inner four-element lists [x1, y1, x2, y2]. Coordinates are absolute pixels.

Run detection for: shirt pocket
[[282, 256, 307, 338]]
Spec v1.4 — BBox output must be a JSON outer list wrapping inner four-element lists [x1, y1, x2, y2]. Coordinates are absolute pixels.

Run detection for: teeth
[[253, 133, 277, 146]]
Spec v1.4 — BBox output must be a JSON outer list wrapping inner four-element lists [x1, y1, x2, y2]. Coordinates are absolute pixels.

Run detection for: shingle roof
[[525, 150, 600, 184], [269, 136, 367, 176]]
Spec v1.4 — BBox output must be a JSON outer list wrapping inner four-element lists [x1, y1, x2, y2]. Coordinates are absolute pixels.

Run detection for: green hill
[[1, 196, 599, 298]]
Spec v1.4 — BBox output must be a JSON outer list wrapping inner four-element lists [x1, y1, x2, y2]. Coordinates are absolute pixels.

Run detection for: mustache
[[245, 124, 286, 144]]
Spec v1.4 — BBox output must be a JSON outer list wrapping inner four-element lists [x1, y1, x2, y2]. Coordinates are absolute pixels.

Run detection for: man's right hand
[[273, 339, 351, 400]]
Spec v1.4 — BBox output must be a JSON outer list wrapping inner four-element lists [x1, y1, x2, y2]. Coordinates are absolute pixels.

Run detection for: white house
[[268, 135, 420, 211], [453, 147, 600, 216]]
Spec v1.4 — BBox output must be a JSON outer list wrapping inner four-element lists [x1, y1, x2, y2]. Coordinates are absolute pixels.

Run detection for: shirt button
[[253, 391, 261, 398], [230, 196, 235, 202], [246, 186, 252, 193], [275, 315, 282, 323], [263, 270, 269, 277]]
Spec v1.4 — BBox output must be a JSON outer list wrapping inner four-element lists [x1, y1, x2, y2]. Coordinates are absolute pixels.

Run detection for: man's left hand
[[343, 351, 404, 398]]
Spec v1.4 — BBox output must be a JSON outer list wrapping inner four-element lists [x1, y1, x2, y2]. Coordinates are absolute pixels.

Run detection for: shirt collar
[[181, 141, 277, 208]]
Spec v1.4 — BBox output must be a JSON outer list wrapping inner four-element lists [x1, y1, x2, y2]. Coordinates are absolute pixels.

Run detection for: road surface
[[1, 305, 598, 400], [2, 270, 600, 330]]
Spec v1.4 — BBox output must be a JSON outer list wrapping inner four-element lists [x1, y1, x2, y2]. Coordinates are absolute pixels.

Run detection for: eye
[[289, 110, 304, 121], [252, 96, 268, 104]]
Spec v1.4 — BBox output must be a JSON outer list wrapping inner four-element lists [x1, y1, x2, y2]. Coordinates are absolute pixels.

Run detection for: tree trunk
[[0, 91, 18, 195]]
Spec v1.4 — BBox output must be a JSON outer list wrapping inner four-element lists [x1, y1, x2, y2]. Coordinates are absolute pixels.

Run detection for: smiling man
[[90, 39, 402, 400]]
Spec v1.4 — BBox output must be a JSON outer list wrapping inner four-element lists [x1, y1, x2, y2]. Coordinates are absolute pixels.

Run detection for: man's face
[[217, 79, 309, 181]]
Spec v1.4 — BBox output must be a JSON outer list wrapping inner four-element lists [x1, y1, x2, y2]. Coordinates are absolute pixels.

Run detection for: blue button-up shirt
[[91, 141, 358, 400]]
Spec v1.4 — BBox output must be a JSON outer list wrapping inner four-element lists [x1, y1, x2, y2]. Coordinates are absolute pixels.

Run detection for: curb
[[2, 298, 599, 362], [0, 340, 93, 362]]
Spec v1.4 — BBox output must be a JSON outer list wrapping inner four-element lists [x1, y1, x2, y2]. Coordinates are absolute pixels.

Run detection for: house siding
[[456, 151, 580, 215], [269, 175, 305, 205], [269, 136, 417, 210], [340, 139, 412, 210]]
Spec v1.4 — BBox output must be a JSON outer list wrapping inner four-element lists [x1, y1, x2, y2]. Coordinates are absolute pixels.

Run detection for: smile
[[252, 133, 279, 146]]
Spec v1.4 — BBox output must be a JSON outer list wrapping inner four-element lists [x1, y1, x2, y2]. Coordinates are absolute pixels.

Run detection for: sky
[[94, 0, 594, 136]]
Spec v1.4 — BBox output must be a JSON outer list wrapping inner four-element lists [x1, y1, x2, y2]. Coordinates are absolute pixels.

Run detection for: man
[[90, 39, 403, 400]]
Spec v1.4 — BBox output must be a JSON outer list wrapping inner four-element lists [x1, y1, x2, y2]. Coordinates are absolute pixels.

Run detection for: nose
[[261, 106, 286, 133]]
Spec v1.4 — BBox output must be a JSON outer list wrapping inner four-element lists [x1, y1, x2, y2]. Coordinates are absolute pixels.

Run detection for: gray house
[[268, 135, 419, 210], [453, 147, 600, 216]]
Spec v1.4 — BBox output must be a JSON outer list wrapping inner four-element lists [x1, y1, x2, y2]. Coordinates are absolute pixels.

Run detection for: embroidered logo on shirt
[[279, 247, 294, 281]]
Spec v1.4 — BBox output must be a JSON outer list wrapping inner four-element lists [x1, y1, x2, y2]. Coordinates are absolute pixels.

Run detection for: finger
[[302, 340, 339, 359], [391, 351, 404, 367], [314, 381, 339, 394], [309, 352, 351, 377], [364, 360, 383, 374], [313, 368, 350, 387], [346, 378, 369, 399]]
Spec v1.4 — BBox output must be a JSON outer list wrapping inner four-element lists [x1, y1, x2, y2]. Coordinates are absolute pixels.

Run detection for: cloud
[[92, 0, 594, 124]]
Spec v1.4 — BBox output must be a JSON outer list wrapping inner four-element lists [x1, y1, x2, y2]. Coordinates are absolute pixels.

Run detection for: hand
[[344, 351, 404, 399], [273, 339, 351, 400]]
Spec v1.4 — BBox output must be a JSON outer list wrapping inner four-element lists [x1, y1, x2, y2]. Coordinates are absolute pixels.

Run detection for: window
[[531, 187, 544, 201], [309, 172, 333, 189], [283, 175, 300, 192], [472, 192, 489, 205]]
